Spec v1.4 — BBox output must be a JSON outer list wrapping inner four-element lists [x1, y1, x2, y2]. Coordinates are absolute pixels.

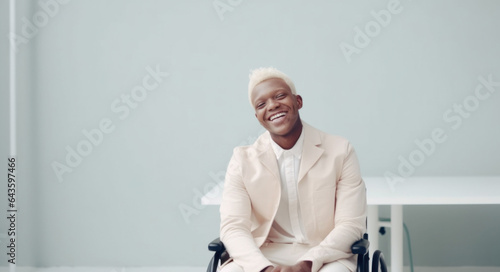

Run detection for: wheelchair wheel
[[372, 250, 388, 272]]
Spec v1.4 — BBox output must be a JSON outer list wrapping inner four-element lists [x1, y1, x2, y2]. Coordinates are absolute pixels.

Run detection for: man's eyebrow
[[253, 88, 288, 101], [273, 87, 288, 92]]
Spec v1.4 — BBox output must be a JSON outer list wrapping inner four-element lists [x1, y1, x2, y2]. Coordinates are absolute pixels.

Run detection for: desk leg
[[391, 205, 403, 272], [367, 205, 379, 269], [367, 206, 379, 251]]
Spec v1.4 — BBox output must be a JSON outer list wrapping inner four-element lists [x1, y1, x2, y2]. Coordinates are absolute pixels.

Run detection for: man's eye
[[277, 94, 286, 99], [256, 103, 265, 109]]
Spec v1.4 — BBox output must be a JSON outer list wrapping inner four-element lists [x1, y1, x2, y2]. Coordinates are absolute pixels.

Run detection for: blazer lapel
[[298, 123, 324, 183], [256, 133, 280, 180]]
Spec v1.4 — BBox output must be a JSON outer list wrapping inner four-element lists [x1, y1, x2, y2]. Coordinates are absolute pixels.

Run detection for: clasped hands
[[261, 261, 312, 272]]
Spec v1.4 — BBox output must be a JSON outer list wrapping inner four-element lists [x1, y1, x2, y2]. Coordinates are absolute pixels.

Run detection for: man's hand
[[271, 261, 312, 272], [261, 266, 274, 272]]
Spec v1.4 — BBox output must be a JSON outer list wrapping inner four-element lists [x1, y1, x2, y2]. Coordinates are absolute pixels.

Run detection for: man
[[220, 67, 366, 272]]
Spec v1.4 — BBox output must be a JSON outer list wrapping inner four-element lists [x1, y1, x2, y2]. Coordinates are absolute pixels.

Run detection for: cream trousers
[[220, 242, 351, 272]]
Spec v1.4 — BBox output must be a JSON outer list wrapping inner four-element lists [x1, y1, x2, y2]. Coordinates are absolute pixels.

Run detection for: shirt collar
[[270, 128, 305, 160]]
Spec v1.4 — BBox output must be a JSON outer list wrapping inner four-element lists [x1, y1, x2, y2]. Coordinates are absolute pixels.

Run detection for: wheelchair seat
[[207, 233, 387, 272]]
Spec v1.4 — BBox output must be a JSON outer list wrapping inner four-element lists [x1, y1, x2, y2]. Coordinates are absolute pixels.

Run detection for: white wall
[[1, 0, 499, 268]]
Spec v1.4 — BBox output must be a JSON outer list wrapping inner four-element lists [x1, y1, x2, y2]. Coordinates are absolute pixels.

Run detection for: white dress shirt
[[267, 129, 308, 244]]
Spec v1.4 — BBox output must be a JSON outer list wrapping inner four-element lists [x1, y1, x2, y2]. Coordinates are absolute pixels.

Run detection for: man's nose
[[268, 99, 280, 110]]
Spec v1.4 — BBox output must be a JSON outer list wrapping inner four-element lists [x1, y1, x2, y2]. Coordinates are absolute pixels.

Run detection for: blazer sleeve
[[220, 148, 274, 272], [298, 142, 367, 272]]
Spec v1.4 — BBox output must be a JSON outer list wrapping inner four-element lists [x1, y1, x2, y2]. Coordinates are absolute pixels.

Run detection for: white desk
[[202, 176, 500, 272]]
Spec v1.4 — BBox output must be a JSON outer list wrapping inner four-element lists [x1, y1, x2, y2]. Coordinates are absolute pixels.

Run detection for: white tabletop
[[201, 176, 500, 206], [365, 176, 500, 205]]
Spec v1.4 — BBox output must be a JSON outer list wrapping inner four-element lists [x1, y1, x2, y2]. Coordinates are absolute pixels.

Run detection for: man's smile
[[269, 111, 287, 122]]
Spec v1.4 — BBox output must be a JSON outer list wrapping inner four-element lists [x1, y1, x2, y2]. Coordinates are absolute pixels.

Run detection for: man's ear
[[296, 95, 303, 110]]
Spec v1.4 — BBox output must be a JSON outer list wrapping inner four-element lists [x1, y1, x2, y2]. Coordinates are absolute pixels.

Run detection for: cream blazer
[[220, 122, 367, 272]]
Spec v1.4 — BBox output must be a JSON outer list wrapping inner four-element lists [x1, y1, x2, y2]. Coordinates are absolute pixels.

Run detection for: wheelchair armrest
[[208, 237, 225, 253], [207, 238, 229, 272], [351, 234, 370, 255]]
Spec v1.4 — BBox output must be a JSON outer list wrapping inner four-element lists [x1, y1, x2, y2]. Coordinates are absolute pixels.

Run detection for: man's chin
[[267, 127, 292, 138], [261, 121, 295, 135]]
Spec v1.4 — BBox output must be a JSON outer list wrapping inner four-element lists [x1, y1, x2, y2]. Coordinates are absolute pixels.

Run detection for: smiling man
[[220, 67, 367, 272]]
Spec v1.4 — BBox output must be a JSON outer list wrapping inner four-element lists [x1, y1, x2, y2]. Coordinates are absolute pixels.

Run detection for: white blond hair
[[248, 67, 296, 105]]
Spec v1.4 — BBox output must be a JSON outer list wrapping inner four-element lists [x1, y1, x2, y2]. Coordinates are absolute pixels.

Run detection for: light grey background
[[1, 0, 499, 268]]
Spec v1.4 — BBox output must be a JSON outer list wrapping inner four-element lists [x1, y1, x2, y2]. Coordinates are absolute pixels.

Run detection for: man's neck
[[271, 120, 303, 150]]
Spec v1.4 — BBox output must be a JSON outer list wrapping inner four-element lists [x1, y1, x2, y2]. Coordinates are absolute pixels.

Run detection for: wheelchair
[[207, 233, 387, 272]]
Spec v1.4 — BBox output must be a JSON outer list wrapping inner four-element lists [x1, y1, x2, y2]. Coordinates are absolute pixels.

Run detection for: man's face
[[251, 78, 303, 138]]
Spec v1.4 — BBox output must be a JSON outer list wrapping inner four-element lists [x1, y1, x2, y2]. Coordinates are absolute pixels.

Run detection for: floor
[[1, 267, 499, 272]]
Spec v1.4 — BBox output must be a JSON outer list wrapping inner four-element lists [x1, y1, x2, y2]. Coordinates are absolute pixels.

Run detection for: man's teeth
[[270, 112, 286, 121]]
